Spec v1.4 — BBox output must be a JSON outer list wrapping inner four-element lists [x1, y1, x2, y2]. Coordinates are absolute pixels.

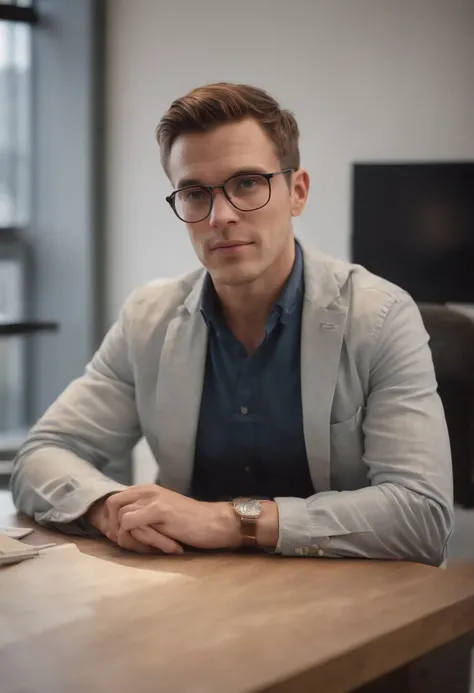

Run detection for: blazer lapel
[[301, 245, 349, 492], [155, 275, 207, 495]]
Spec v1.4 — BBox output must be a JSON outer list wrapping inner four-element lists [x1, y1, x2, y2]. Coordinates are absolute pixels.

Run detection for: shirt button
[[240, 406, 248, 415], [244, 466, 251, 474]]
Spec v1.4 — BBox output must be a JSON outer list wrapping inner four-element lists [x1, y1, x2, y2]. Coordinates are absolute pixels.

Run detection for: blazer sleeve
[[10, 291, 144, 534], [274, 291, 454, 565]]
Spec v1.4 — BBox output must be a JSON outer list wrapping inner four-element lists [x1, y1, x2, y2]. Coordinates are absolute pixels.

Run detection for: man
[[12, 83, 453, 563]]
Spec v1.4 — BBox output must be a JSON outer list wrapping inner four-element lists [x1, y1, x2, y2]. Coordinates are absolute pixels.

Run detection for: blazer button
[[240, 406, 248, 415]]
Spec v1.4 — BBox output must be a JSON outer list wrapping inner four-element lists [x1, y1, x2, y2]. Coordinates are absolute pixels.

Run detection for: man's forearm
[[11, 446, 125, 533], [274, 483, 453, 565]]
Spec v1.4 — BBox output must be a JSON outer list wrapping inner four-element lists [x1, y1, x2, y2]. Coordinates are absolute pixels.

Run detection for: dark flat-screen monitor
[[351, 162, 474, 303]]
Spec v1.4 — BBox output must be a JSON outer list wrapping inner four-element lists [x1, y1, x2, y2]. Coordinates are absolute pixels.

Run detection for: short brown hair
[[156, 82, 300, 177]]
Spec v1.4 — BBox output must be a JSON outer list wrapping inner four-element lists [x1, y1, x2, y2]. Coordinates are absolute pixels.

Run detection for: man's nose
[[208, 189, 240, 228]]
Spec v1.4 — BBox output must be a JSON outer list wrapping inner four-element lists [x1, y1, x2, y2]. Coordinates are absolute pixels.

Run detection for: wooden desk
[[1, 490, 474, 693]]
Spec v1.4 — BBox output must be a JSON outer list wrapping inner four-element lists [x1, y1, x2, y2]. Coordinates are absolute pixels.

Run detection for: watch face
[[235, 499, 262, 519]]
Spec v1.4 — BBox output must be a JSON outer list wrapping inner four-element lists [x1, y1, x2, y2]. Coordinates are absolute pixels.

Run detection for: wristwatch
[[231, 498, 263, 547]]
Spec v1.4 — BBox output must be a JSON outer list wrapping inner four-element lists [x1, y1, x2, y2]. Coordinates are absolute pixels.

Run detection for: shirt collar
[[274, 240, 304, 324], [200, 273, 222, 330]]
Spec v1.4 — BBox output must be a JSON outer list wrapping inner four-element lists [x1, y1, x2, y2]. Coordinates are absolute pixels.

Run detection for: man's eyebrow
[[175, 166, 269, 190], [175, 177, 202, 189]]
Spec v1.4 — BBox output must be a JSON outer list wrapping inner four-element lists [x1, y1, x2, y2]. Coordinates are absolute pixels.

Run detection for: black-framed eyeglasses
[[166, 168, 294, 223]]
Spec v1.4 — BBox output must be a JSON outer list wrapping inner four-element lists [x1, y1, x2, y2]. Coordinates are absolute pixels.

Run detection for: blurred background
[[0, 0, 473, 553]]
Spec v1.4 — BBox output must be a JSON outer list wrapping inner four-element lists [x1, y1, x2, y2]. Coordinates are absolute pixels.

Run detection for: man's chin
[[209, 264, 262, 287]]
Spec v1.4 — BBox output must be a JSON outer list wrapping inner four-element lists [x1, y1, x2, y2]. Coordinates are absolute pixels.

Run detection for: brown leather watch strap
[[241, 517, 258, 547]]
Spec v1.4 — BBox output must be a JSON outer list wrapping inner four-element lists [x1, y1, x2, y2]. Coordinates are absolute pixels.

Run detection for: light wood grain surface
[[1, 490, 474, 693]]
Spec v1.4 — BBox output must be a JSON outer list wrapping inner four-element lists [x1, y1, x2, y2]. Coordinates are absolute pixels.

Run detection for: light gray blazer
[[11, 244, 454, 564]]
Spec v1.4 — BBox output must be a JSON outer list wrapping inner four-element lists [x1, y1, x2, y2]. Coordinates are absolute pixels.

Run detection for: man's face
[[167, 118, 309, 287]]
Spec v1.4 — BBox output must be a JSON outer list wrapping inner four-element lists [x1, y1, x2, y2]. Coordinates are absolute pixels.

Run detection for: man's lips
[[210, 241, 254, 251]]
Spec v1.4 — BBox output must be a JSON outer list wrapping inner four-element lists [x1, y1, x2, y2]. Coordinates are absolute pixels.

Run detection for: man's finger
[[131, 527, 184, 555], [118, 501, 143, 526], [120, 503, 163, 532], [116, 526, 157, 554], [106, 486, 157, 527]]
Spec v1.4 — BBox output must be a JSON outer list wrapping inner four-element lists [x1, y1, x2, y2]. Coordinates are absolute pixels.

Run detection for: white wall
[[105, 0, 474, 481], [105, 0, 474, 318]]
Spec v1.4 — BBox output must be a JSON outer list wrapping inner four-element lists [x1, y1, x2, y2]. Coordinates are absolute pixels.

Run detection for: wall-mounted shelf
[[0, 321, 59, 336]]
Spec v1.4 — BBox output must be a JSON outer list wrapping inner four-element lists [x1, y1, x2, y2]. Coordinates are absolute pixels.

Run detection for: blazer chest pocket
[[329, 407, 367, 490]]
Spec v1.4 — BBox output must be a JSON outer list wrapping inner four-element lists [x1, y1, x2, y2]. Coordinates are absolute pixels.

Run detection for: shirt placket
[[230, 343, 257, 492]]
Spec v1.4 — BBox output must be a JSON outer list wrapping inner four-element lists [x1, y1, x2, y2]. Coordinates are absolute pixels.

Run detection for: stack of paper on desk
[[0, 533, 39, 567]]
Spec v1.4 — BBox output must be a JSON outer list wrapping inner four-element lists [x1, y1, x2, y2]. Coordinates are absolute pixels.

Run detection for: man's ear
[[290, 169, 310, 218]]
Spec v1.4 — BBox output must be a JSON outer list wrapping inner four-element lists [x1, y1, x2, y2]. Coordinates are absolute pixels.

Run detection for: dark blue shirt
[[191, 242, 314, 502]]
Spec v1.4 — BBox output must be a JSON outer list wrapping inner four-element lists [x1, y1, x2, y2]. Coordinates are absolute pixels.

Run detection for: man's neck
[[213, 241, 296, 352]]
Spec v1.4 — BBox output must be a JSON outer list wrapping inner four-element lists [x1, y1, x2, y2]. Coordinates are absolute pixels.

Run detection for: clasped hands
[[86, 485, 279, 554]]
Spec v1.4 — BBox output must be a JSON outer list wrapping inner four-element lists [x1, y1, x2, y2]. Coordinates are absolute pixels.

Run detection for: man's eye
[[184, 189, 207, 202], [238, 177, 258, 189]]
